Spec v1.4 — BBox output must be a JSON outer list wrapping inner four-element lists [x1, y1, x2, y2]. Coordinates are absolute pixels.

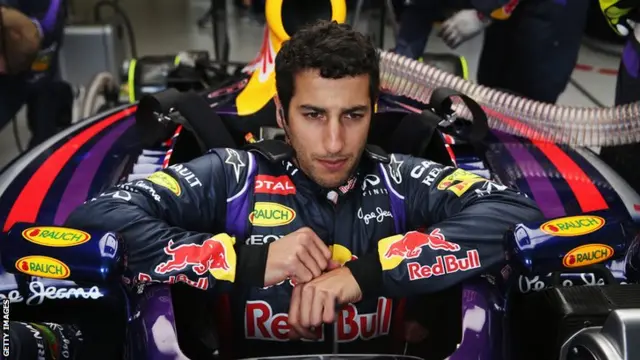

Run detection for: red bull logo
[[384, 229, 459, 260], [378, 229, 463, 271], [407, 250, 481, 281], [154, 234, 237, 282]]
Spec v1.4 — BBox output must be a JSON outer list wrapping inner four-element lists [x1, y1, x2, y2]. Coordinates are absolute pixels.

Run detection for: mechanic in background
[[0, 0, 70, 150], [598, 1, 640, 195], [395, 0, 589, 104]]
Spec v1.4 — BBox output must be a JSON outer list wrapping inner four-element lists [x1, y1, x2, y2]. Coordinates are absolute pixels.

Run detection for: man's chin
[[311, 173, 352, 189]]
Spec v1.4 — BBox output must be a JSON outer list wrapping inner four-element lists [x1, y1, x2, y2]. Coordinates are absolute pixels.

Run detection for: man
[[394, 0, 589, 104], [598, 1, 640, 196], [0, 1, 69, 149], [65, 21, 542, 357]]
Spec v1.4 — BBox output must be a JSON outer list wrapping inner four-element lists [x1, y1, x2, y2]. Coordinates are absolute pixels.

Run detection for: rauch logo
[[540, 215, 605, 237], [15, 256, 70, 279], [22, 226, 91, 247], [563, 243, 614, 268], [249, 202, 296, 227]]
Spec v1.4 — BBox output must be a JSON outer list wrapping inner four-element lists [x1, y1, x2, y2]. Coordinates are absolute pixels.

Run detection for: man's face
[[278, 69, 372, 188]]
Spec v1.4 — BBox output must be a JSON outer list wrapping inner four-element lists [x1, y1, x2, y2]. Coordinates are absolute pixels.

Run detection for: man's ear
[[274, 94, 285, 128]]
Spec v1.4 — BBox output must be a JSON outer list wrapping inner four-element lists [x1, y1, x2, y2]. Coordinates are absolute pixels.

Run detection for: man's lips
[[317, 158, 347, 171]]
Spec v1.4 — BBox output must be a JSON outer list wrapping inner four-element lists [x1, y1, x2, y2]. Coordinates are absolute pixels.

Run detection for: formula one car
[[2, 0, 640, 359]]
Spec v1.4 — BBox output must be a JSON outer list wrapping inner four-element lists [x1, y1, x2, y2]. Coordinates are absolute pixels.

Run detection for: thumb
[[327, 260, 342, 270]]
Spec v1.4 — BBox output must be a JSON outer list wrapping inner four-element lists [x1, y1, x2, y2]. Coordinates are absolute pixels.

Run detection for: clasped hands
[[264, 227, 363, 340]]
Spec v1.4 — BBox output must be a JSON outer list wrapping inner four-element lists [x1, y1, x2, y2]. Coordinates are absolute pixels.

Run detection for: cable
[[568, 77, 607, 108], [582, 36, 624, 58], [93, 0, 138, 59], [11, 116, 24, 152]]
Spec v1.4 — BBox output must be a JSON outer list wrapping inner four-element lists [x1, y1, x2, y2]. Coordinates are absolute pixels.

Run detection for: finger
[[296, 251, 321, 280], [300, 284, 314, 328], [307, 242, 330, 271], [288, 285, 314, 339], [323, 293, 338, 324], [309, 286, 325, 327], [327, 259, 341, 271], [288, 327, 302, 340], [287, 286, 302, 334], [308, 232, 332, 260], [294, 285, 318, 339]]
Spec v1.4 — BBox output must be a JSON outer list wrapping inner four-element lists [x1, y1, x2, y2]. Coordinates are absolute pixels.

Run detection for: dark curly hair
[[275, 20, 380, 117]]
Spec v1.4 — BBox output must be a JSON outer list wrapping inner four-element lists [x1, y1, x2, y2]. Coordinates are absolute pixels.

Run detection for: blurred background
[[0, 0, 626, 168]]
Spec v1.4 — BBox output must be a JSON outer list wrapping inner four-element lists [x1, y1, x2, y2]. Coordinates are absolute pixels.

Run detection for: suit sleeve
[[346, 155, 543, 298], [21, 0, 66, 47], [65, 149, 265, 292], [470, 0, 520, 20]]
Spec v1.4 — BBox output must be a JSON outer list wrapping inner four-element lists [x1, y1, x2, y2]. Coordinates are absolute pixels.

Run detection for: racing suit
[[65, 141, 542, 358], [0, 0, 69, 148]]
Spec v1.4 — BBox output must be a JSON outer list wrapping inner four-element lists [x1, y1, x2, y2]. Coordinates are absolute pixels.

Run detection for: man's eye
[[304, 112, 322, 119], [345, 113, 364, 120]]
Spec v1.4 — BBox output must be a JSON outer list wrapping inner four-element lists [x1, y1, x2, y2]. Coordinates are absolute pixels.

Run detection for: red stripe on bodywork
[[531, 140, 608, 212], [3, 106, 136, 232], [483, 108, 608, 213]]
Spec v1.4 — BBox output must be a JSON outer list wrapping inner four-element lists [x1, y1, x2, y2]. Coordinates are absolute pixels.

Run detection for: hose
[[82, 72, 116, 119], [378, 50, 640, 146], [93, 0, 138, 58]]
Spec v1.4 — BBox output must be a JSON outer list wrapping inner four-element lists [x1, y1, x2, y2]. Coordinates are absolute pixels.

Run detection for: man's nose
[[323, 119, 345, 154]]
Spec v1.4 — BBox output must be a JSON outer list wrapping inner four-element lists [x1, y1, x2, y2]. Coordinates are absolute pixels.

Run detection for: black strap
[[389, 113, 454, 166], [173, 91, 237, 150], [428, 87, 489, 144]]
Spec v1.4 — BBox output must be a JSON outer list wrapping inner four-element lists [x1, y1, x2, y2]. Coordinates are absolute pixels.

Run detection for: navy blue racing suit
[[65, 141, 542, 357], [0, 0, 69, 149]]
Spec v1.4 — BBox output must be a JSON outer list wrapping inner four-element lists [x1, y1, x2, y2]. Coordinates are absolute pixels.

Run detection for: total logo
[[22, 226, 91, 247], [15, 256, 70, 279], [245, 297, 392, 342], [255, 175, 296, 195], [154, 233, 237, 283], [540, 215, 605, 237], [562, 243, 614, 268]]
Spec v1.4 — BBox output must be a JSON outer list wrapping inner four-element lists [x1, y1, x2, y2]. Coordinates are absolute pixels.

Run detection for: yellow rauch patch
[[22, 226, 91, 247], [249, 202, 296, 227], [147, 172, 181, 196], [563, 244, 614, 268], [15, 256, 70, 279], [540, 215, 605, 237]]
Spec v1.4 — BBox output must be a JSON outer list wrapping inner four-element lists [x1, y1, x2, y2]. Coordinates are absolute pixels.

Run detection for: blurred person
[[0, 0, 70, 150], [597, 1, 640, 194], [393, 0, 589, 104]]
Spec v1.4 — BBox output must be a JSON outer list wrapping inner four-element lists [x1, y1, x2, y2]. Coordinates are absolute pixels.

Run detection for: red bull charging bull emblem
[[378, 229, 481, 278], [384, 229, 459, 259], [154, 234, 237, 282]]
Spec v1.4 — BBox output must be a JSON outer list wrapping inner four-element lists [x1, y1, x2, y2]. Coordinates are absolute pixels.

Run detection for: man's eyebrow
[[343, 105, 369, 112], [299, 105, 326, 112], [298, 105, 369, 112]]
